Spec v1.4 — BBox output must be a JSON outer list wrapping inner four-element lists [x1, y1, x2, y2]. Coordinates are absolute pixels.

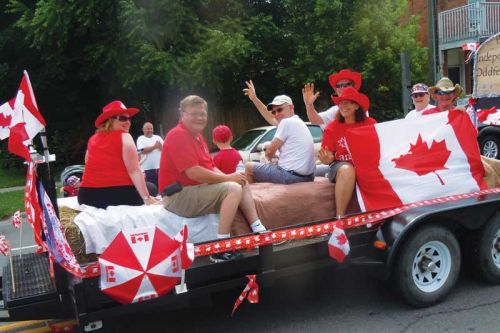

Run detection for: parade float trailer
[[1, 111, 499, 333]]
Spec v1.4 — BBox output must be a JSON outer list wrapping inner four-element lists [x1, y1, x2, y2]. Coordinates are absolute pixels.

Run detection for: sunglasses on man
[[335, 82, 353, 89], [270, 107, 287, 115], [112, 115, 131, 122], [435, 90, 455, 96], [411, 92, 428, 98]]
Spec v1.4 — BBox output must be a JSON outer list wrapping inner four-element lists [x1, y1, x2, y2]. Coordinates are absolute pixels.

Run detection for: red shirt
[[213, 148, 242, 174], [322, 117, 377, 162], [159, 122, 216, 190], [422, 107, 463, 116], [80, 130, 133, 188], [422, 107, 441, 116]]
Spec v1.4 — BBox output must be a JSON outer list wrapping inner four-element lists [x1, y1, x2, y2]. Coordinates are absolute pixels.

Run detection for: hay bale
[[59, 206, 98, 264]]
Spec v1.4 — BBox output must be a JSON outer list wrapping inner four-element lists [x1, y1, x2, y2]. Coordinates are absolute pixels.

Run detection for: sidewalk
[[0, 186, 24, 194]]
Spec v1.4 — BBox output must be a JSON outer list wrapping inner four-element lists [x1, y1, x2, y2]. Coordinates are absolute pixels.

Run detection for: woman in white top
[[405, 83, 434, 119]]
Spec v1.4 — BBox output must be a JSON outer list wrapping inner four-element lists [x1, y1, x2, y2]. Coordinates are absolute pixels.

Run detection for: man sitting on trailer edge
[[158, 95, 267, 263]]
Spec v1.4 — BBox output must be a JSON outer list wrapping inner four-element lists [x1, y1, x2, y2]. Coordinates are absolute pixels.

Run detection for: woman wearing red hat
[[320, 87, 376, 217], [303, 69, 363, 129], [78, 101, 160, 209]]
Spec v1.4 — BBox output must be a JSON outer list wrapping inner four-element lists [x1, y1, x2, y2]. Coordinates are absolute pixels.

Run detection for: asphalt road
[[104, 265, 500, 333]]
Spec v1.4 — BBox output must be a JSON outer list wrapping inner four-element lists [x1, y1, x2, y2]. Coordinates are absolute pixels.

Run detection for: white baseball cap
[[266, 95, 293, 110]]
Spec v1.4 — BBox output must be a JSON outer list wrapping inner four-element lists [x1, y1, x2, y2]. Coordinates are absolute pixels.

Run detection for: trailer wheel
[[393, 225, 461, 307], [471, 216, 500, 283]]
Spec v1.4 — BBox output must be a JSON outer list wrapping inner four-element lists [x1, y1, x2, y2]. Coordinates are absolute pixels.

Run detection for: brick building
[[408, 0, 500, 94]]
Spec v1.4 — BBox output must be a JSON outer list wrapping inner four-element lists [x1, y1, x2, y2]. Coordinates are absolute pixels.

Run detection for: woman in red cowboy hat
[[319, 87, 377, 217], [303, 69, 363, 129], [78, 100, 160, 209]]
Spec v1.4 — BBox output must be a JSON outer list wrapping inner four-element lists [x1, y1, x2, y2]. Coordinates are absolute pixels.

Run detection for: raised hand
[[243, 80, 257, 101], [318, 148, 334, 165], [302, 83, 320, 107]]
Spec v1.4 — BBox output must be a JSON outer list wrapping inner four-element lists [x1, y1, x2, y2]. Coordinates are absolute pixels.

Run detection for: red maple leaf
[[336, 232, 347, 246], [0, 113, 11, 127], [391, 134, 451, 185]]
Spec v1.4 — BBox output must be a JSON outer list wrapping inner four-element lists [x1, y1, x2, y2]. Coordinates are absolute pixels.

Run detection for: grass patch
[[0, 189, 24, 219], [0, 167, 26, 188]]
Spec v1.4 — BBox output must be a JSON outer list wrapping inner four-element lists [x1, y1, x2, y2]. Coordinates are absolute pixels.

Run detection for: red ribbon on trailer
[[232, 274, 259, 316]]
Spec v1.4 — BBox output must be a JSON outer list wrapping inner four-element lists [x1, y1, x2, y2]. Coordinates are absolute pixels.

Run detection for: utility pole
[[401, 52, 412, 117], [428, 0, 439, 83]]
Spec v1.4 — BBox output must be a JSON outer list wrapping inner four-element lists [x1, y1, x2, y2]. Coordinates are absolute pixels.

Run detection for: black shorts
[[77, 185, 142, 209]]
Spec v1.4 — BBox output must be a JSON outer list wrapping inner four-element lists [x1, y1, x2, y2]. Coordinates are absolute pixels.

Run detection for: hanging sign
[[474, 32, 500, 97]]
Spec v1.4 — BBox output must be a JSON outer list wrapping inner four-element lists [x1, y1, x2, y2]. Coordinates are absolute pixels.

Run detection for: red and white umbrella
[[99, 226, 191, 304]]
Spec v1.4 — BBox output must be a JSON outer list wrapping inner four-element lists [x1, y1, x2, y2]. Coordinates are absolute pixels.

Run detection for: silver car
[[232, 123, 323, 162]]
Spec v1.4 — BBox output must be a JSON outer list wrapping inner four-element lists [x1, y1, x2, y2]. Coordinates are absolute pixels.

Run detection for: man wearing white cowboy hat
[[421, 77, 464, 116], [303, 69, 365, 129], [243, 81, 316, 184], [405, 83, 435, 119]]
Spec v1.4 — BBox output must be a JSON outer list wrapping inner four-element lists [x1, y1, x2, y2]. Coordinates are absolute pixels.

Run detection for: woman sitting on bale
[[78, 101, 160, 209], [319, 87, 376, 217]]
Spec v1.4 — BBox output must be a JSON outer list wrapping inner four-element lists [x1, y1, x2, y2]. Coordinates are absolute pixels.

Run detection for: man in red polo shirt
[[159, 95, 266, 262]]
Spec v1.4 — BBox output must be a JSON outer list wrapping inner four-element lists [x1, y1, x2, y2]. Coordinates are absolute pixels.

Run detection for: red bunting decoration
[[232, 275, 259, 316]]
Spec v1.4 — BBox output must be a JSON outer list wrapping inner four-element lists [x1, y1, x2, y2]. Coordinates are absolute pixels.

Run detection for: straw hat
[[428, 77, 463, 96]]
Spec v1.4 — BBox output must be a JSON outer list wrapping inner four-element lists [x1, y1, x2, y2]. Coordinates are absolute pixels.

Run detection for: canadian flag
[[328, 225, 350, 263], [2, 71, 46, 161], [461, 43, 480, 51], [346, 110, 487, 212], [174, 224, 194, 269], [0, 99, 15, 140], [462, 43, 480, 63], [477, 107, 500, 125]]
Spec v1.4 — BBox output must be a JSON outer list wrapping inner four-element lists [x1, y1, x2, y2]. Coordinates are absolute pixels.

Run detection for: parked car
[[232, 123, 323, 162], [478, 123, 500, 159]]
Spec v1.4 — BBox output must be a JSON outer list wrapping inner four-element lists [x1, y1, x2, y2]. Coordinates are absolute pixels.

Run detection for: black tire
[[480, 135, 500, 159], [392, 225, 461, 307], [469, 214, 500, 283]]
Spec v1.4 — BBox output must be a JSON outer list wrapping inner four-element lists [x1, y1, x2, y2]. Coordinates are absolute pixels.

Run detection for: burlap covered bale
[[481, 156, 500, 188], [59, 206, 98, 264]]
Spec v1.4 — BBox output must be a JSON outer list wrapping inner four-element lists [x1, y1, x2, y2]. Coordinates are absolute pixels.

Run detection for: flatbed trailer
[[1, 188, 499, 332]]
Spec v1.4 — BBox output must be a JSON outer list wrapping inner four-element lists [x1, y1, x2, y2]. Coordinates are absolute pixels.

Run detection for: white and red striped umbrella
[[99, 226, 188, 304]]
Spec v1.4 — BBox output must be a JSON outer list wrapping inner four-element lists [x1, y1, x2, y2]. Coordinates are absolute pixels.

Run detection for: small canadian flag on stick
[[328, 225, 350, 263]]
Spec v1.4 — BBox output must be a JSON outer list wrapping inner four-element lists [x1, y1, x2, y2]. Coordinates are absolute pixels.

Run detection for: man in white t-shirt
[[243, 81, 315, 184], [303, 69, 364, 129], [136, 122, 163, 189], [405, 83, 434, 119]]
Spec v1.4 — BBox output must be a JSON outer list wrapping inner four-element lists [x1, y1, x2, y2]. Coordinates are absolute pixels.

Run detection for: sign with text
[[474, 32, 500, 97]]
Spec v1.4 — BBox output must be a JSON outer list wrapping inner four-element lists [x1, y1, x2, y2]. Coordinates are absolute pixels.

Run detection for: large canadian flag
[[2, 71, 46, 161], [346, 110, 487, 212]]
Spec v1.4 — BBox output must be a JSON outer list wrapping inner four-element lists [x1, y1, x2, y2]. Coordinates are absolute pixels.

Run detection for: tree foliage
[[0, 0, 427, 163]]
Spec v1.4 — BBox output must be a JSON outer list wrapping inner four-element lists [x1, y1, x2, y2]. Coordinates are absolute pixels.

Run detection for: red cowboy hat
[[331, 87, 370, 111], [95, 100, 139, 128], [328, 69, 362, 90]]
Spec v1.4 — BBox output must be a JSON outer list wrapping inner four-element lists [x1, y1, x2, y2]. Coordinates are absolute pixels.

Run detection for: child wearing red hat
[[212, 125, 243, 174]]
